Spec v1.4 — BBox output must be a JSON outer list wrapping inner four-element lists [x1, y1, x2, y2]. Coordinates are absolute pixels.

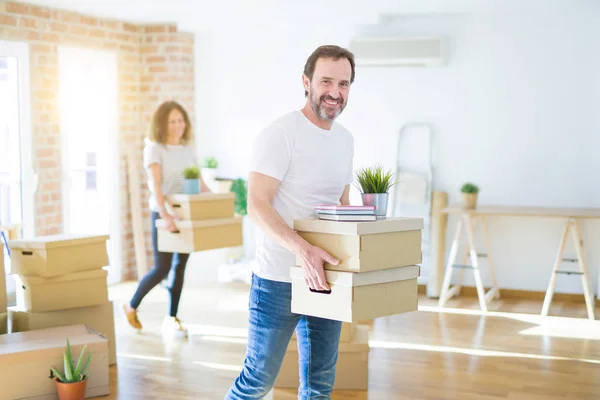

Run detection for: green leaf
[[50, 367, 66, 383], [354, 165, 398, 194], [460, 182, 479, 193], [73, 345, 87, 377], [63, 352, 74, 382], [183, 165, 200, 179], [80, 353, 93, 378]]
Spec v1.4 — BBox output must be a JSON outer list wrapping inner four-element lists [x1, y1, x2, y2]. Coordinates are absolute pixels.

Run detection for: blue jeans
[[225, 273, 342, 400], [129, 211, 189, 317]]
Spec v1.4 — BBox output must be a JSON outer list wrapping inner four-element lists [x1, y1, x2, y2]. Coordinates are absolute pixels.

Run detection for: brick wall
[[0, 0, 195, 280]]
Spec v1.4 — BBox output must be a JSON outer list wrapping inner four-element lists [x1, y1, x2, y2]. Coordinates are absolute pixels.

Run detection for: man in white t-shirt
[[225, 45, 356, 400]]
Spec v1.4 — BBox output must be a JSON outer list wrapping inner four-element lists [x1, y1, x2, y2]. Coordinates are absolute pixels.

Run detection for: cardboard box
[[275, 325, 369, 390], [166, 193, 235, 220], [0, 324, 110, 399], [292, 322, 358, 343], [156, 217, 243, 254], [8, 234, 109, 278], [15, 268, 109, 312], [0, 312, 6, 334], [0, 242, 7, 311], [294, 217, 423, 273], [9, 301, 117, 365], [291, 265, 419, 322]]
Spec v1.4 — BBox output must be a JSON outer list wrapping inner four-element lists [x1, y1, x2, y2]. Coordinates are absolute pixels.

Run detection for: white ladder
[[438, 212, 500, 311]]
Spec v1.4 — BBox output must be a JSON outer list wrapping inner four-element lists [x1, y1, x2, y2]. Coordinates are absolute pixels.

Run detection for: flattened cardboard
[[294, 217, 423, 236], [0, 312, 6, 334], [294, 218, 423, 273], [0, 324, 110, 400], [167, 193, 235, 220], [0, 242, 6, 311], [8, 234, 109, 277], [275, 325, 369, 390], [156, 217, 243, 254], [290, 265, 419, 322], [15, 268, 109, 312], [9, 301, 117, 365]]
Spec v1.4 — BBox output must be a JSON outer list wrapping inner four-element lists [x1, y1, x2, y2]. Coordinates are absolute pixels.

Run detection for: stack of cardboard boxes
[[6, 234, 117, 366], [157, 193, 243, 253], [0, 243, 7, 334], [279, 217, 423, 390]]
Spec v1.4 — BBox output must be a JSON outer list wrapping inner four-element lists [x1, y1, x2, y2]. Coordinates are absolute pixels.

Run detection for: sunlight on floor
[[193, 361, 242, 372], [117, 353, 173, 362]]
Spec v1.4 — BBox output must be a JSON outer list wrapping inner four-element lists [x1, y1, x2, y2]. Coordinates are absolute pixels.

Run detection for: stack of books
[[314, 204, 377, 221]]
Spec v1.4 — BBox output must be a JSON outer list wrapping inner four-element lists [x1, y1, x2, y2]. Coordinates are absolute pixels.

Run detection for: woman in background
[[122, 100, 211, 337]]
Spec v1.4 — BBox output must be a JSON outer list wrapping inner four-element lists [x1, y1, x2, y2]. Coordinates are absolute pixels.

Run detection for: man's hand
[[298, 245, 340, 291]]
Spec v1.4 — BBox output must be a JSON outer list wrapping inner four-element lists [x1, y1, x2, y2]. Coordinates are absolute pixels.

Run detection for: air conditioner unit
[[349, 36, 445, 67]]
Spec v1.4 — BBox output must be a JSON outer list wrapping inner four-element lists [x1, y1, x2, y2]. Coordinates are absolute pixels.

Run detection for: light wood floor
[[105, 281, 600, 400]]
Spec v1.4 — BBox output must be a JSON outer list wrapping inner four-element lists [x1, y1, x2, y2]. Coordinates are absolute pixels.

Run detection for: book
[[317, 209, 376, 215], [314, 204, 376, 211], [318, 214, 377, 222]]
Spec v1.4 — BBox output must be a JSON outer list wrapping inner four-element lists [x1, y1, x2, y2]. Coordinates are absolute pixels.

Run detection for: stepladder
[[541, 218, 595, 320], [438, 212, 501, 311]]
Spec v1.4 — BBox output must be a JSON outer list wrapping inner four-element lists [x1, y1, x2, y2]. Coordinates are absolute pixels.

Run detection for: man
[[225, 45, 356, 400]]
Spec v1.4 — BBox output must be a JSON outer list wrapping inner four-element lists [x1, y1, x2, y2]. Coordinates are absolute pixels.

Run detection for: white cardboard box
[[15, 268, 109, 312], [0, 242, 7, 311], [9, 301, 117, 365], [156, 217, 243, 254], [291, 265, 420, 322], [0, 324, 110, 399], [293, 217, 423, 273], [275, 325, 369, 390], [8, 234, 109, 278], [166, 193, 235, 220]]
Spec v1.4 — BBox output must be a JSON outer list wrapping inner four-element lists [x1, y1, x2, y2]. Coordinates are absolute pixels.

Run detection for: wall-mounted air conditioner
[[348, 36, 446, 67]]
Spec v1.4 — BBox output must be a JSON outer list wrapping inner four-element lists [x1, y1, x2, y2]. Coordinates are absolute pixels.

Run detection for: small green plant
[[355, 165, 398, 194], [460, 183, 479, 194], [183, 165, 200, 179], [203, 156, 218, 169], [50, 339, 92, 383], [231, 178, 247, 216]]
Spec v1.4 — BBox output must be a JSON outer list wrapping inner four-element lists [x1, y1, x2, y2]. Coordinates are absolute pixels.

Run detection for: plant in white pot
[[201, 156, 218, 190], [49, 339, 92, 400], [355, 165, 398, 218]]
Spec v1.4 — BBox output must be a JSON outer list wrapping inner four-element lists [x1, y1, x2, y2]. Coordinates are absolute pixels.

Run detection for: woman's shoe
[[122, 303, 142, 331]]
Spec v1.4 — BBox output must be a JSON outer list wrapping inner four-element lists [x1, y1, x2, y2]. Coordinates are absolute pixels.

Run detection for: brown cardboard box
[[0, 242, 7, 311], [166, 193, 235, 220], [8, 234, 109, 278], [9, 301, 117, 365], [292, 322, 358, 343], [156, 217, 243, 254], [0, 324, 110, 399], [275, 325, 369, 390], [15, 268, 109, 312], [0, 312, 6, 334], [291, 265, 419, 322], [293, 217, 423, 273]]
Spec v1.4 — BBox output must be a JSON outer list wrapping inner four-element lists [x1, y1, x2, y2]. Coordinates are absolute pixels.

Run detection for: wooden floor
[[105, 281, 600, 400]]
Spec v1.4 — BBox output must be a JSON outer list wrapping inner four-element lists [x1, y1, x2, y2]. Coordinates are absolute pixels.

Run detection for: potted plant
[[355, 165, 398, 217], [183, 165, 201, 194], [231, 178, 248, 217], [49, 339, 92, 400], [201, 156, 219, 187], [461, 182, 479, 209]]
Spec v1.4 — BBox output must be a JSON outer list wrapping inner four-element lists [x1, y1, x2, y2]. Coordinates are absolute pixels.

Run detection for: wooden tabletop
[[441, 205, 600, 219]]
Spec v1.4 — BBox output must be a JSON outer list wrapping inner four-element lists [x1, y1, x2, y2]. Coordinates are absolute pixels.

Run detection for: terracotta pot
[[463, 193, 478, 209], [55, 378, 88, 400]]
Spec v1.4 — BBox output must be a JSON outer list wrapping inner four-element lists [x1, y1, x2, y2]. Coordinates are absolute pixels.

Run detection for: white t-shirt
[[249, 110, 355, 283], [143, 141, 198, 212]]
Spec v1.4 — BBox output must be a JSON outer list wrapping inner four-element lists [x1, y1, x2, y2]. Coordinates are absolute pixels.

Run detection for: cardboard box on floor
[[291, 265, 419, 322], [275, 325, 370, 390], [0, 324, 109, 399], [0, 242, 7, 311], [166, 193, 235, 220], [0, 312, 6, 334], [15, 268, 109, 312], [292, 322, 358, 343], [9, 301, 117, 365], [294, 217, 423, 273], [8, 234, 109, 278], [156, 217, 243, 254]]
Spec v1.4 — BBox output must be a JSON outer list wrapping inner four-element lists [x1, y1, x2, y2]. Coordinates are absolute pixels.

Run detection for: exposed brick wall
[[0, 0, 195, 280]]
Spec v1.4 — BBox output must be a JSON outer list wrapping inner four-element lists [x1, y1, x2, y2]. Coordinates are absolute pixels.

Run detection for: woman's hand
[[160, 210, 179, 233]]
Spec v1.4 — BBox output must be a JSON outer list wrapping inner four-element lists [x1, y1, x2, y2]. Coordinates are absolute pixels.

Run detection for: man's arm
[[247, 171, 338, 291], [339, 184, 350, 206]]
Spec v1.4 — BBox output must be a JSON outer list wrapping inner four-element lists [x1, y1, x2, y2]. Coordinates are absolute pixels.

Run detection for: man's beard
[[310, 91, 346, 122]]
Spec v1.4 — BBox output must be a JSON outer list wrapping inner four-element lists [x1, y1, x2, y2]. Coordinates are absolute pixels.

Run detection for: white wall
[[191, 4, 600, 297]]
